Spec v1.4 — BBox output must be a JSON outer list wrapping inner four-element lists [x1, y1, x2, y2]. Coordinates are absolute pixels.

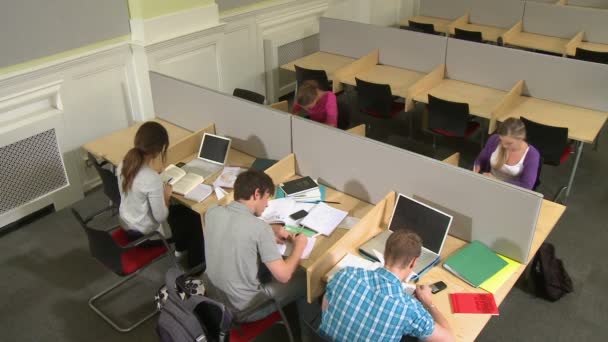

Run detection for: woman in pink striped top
[[292, 80, 338, 127]]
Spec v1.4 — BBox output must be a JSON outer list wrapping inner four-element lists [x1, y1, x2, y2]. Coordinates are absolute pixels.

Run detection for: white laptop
[[359, 194, 453, 276], [182, 133, 232, 179]]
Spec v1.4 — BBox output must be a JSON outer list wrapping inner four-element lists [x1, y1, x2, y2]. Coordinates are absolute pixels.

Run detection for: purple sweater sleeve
[[474, 135, 540, 190]]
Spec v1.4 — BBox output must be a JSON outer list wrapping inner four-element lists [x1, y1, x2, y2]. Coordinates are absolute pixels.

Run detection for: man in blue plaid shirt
[[320, 230, 453, 342]]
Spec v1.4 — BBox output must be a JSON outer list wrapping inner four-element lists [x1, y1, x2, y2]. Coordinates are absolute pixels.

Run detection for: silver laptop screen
[[199, 133, 231, 165], [388, 194, 453, 255]]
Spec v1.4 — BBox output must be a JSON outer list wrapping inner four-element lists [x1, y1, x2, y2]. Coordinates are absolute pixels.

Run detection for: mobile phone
[[430, 281, 447, 294], [176, 162, 186, 168], [289, 209, 308, 220]]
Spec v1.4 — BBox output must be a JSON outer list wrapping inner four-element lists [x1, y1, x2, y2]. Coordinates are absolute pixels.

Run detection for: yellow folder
[[479, 255, 521, 294]]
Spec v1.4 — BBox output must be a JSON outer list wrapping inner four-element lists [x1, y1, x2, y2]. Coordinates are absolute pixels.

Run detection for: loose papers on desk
[[213, 167, 245, 188], [184, 184, 213, 203], [300, 202, 348, 236], [260, 198, 315, 227], [276, 237, 316, 259]]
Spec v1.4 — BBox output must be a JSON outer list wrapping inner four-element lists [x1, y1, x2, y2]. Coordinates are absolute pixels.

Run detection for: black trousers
[[126, 204, 204, 268]]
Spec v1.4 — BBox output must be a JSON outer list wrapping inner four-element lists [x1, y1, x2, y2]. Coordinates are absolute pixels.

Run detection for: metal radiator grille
[[278, 34, 320, 87], [0, 129, 68, 215]]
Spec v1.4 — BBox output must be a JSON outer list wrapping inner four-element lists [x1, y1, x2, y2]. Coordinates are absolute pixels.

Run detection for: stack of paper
[[213, 167, 244, 188], [184, 184, 213, 203], [260, 198, 315, 226], [443, 240, 508, 287], [300, 202, 348, 236], [276, 237, 316, 259]]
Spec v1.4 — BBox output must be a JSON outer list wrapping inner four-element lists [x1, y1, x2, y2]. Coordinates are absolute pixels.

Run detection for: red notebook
[[449, 293, 499, 315]]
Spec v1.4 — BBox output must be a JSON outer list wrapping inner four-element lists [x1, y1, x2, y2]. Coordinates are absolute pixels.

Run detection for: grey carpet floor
[[1, 101, 606, 341]]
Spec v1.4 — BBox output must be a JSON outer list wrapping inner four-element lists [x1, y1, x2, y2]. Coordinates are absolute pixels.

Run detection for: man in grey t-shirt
[[203, 170, 308, 322]]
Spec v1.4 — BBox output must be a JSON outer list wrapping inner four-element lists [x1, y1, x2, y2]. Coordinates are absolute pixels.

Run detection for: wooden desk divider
[[488, 80, 524, 134], [565, 31, 585, 56], [306, 192, 394, 302], [442, 152, 460, 167], [269, 100, 289, 113], [500, 21, 522, 46], [407, 64, 445, 111], [346, 124, 366, 137], [333, 49, 379, 93], [448, 13, 470, 35]]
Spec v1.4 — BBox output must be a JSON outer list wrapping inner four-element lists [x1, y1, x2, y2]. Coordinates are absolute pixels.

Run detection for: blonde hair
[[495, 118, 526, 170]]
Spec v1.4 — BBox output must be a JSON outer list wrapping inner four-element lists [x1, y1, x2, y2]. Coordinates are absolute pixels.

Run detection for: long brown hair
[[495, 117, 526, 170], [121, 121, 169, 192]]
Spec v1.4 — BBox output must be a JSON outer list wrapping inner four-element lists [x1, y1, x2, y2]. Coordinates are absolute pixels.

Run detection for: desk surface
[[340, 65, 424, 98], [280, 52, 356, 78], [413, 79, 507, 119], [507, 31, 569, 55], [402, 15, 451, 34], [171, 149, 257, 214], [576, 41, 608, 54], [83, 119, 191, 166], [452, 23, 506, 43], [498, 96, 608, 143]]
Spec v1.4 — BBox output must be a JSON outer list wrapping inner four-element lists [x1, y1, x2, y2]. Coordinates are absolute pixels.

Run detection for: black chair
[[408, 20, 436, 35], [233, 88, 266, 104], [355, 78, 409, 138], [426, 94, 481, 149], [454, 28, 483, 43], [573, 47, 608, 65], [294, 65, 332, 91], [521, 117, 572, 201], [302, 313, 331, 342], [88, 153, 121, 215], [72, 207, 172, 332]]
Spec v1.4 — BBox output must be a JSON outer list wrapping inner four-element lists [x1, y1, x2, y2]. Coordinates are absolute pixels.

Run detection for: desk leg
[[564, 141, 584, 203]]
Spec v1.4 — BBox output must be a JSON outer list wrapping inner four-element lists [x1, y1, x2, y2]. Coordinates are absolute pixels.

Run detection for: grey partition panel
[[523, 1, 608, 42], [446, 38, 608, 111], [568, 0, 608, 8], [217, 0, 259, 12], [0, 0, 130, 68], [469, 0, 525, 29], [419, 0, 471, 19], [149, 72, 291, 160], [319, 18, 447, 72], [292, 117, 542, 263]]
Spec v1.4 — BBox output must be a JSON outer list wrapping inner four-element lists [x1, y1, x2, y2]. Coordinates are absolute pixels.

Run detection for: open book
[[160, 164, 205, 196]]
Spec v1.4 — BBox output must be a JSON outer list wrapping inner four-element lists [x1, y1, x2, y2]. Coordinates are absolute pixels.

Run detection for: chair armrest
[[82, 205, 116, 224]]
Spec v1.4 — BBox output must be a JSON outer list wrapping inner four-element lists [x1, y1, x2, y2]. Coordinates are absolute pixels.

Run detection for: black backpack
[[530, 243, 573, 301], [156, 267, 232, 342]]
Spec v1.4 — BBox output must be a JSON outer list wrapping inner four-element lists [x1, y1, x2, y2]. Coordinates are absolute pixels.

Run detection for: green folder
[[443, 240, 508, 287]]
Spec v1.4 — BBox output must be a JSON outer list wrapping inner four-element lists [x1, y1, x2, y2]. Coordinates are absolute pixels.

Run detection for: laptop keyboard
[[414, 250, 439, 273]]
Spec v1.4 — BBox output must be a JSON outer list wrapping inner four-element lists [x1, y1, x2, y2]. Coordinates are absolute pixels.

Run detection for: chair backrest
[[574, 48, 608, 65], [355, 78, 395, 118], [521, 117, 569, 166], [454, 27, 483, 43], [427, 94, 471, 136], [71, 208, 124, 274], [336, 99, 351, 130], [88, 152, 121, 206], [408, 20, 436, 34], [232, 88, 266, 104], [295, 65, 331, 91]]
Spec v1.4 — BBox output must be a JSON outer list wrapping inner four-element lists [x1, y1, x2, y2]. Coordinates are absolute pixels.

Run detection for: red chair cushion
[[364, 102, 405, 118], [229, 311, 282, 342], [111, 228, 168, 275], [560, 145, 572, 165], [432, 121, 480, 137]]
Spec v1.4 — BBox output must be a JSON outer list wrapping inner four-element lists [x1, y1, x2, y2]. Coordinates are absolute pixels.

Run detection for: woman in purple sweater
[[474, 118, 540, 190]]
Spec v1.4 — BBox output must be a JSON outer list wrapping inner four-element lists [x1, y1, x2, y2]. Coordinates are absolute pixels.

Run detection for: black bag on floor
[[530, 243, 573, 301]]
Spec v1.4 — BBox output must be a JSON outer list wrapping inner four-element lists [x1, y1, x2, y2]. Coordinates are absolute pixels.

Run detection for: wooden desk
[[451, 23, 506, 43], [83, 119, 191, 166], [340, 65, 424, 98], [506, 31, 570, 55], [280, 52, 356, 79], [401, 16, 452, 34], [413, 79, 507, 119], [319, 192, 565, 342], [497, 96, 608, 201]]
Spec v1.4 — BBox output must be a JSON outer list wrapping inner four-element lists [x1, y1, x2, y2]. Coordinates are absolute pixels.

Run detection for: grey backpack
[[156, 267, 232, 342]]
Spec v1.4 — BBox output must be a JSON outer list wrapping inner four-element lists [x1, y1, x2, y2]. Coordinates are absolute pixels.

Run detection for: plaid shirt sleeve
[[402, 298, 435, 339]]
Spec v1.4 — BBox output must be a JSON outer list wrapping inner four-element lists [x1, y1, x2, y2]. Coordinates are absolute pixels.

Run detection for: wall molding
[[131, 3, 222, 46]]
